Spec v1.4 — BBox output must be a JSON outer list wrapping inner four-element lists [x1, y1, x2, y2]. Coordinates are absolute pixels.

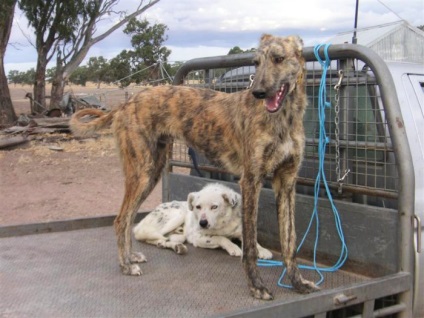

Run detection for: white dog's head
[[187, 184, 241, 230]]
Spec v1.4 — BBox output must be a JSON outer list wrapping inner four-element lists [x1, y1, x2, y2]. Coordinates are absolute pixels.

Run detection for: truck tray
[[0, 220, 401, 317]]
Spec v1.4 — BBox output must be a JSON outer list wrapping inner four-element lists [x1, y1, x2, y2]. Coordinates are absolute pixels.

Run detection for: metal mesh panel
[[170, 58, 399, 208], [172, 141, 190, 163], [299, 60, 398, 208], [181, 65, 255, 93]]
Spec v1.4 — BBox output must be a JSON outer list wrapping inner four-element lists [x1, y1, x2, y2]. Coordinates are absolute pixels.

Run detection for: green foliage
[[18, 0, 85, 48], [117, 18, 171, 86], [64, 19, 173, 88], [0, 0, 17, 27], [46, 67, 56, 83], [7, 68, 35, 85], [69, 65, 88, 86], [124, 18, 171, 66], [228, 46, 244, 55], [169, 61, 184, 76], [108, 50, 133, 87], [228, 46, 256, 55], [87, 56, 111, 83]]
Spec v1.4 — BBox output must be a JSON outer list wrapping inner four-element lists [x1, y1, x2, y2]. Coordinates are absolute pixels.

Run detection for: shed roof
[[327, 20, 423, 46]]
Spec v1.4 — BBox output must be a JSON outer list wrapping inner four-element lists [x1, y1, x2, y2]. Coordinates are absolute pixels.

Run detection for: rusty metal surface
[[0, 226, 368, 317]]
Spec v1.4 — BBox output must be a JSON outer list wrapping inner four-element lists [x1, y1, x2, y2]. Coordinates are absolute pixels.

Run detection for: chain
[[334, 70, 350, 194]]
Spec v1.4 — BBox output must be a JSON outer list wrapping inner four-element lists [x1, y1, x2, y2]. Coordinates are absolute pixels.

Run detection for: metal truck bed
[[0, 220, 409, 318]]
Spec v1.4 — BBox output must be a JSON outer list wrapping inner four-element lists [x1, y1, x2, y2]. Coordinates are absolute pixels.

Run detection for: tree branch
[[62, 0, 160, 78], [91, 0, 160, 46]]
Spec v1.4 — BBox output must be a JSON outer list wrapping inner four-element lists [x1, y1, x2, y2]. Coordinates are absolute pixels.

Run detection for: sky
[[4, 0, 424, 73]]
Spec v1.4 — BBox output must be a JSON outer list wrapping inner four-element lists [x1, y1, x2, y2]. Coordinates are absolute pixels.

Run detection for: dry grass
[[5, 131, 117, 166]]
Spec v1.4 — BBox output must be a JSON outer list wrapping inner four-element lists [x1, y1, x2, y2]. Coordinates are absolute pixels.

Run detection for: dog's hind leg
[[272, 160, 320, 293], [240, 172, 274, 300], [114, 139, 170, 276]]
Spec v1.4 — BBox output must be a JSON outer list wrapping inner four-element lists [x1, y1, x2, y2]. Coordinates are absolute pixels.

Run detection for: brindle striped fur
[[70, 34, 319, 300]]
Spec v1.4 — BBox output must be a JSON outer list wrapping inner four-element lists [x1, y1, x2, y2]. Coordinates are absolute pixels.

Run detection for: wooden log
[[0, 136, 29, 149], [31, 117, 70, 128]]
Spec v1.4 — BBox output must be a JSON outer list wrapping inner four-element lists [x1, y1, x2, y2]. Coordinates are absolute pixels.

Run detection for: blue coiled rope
[[257, 44, 348, 288]]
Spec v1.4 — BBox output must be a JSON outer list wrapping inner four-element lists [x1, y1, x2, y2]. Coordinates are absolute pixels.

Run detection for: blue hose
[[257, 44, 348, 288]]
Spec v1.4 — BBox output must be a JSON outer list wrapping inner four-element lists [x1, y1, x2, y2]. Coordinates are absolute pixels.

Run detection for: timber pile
[[0, 116, 71, 149]]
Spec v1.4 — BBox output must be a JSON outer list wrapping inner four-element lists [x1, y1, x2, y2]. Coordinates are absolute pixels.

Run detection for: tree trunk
[[0, 0, 17, 128], [49, 62, 66, 109], [0, 58, 16, 128], [50, 71, 66, 110], [33, 54, 48, 114]]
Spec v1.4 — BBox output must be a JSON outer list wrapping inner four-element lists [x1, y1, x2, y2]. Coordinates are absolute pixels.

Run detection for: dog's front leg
[[240, 172, 273, 300], [272, 164, 319, 294], [193, 235, 242, 256]]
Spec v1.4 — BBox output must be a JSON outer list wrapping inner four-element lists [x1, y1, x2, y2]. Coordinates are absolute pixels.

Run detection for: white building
[[328, 21, 424, 63]]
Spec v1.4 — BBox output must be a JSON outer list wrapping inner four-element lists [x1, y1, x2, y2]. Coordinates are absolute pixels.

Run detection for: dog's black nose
[[199, 219, 208, 228], [252, 90, 266, 99]]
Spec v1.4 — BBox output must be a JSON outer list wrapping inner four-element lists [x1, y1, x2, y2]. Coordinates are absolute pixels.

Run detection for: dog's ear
[[288, 35, 304, 54], [260, 33, 273, 44], [187, 192, 197, 211], [222, 191, 240, 208]]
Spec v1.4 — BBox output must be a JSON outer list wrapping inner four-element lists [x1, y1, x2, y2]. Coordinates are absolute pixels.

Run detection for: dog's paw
[[157, 241, 167, 249], [258, 248, 273, 260], [130, 252, 147, 263], [250, 286, 274, 300], [121, 264, 143, 276], [293, 277, 320, 294], [226, 245, 242, 257], [174, 243, 188, 255]]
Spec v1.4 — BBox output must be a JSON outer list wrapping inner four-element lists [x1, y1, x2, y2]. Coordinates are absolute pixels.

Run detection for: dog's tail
[[69, 109, 117, 137]]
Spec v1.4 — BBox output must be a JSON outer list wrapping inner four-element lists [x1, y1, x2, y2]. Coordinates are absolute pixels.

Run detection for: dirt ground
[[0, 84, 167, 226]]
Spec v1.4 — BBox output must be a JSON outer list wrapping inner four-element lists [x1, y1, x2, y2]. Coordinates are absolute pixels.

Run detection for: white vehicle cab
[[387, 61, 424, 317]]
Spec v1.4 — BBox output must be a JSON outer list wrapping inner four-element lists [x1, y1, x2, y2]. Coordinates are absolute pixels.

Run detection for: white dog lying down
[[133, 183, 273, 259]]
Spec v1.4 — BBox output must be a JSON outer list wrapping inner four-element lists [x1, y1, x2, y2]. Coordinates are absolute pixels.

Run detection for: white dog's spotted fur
[[133, 184, 273, 259]]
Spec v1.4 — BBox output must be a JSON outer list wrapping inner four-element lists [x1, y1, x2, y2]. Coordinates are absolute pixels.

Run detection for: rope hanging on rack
[[257, 44, 348, 288]]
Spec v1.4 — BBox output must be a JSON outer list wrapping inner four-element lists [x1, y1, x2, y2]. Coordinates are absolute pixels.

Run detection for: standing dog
[[133, 183, 273, 259], [70, 34, 318, 300]]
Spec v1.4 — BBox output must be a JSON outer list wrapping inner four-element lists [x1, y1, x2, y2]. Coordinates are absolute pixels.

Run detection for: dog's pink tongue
[[265, 85, 288, 113], [265, 91, 282, 112]]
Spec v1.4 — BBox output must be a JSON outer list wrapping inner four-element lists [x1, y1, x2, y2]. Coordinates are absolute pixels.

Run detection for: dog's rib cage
[[170, 56, 398, 209]]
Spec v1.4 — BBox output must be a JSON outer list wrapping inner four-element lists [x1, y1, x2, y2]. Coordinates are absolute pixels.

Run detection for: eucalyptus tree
[[50, 0, 160, 109], [19, 0, 85, 111], [123, 18, 171, 84], [0, 0, 17, 126], [19, 0, 160, 110]]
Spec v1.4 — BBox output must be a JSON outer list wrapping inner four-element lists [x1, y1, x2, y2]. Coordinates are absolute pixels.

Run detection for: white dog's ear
[[222, 192, 240, 208], [187, 192, 197, 211]]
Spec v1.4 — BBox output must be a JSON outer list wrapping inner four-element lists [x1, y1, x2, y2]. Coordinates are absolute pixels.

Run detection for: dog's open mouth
[[265, 84, 289, 113]]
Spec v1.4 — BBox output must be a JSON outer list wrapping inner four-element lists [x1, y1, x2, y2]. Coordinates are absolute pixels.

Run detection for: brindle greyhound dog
[[70, 34, 319, 300]]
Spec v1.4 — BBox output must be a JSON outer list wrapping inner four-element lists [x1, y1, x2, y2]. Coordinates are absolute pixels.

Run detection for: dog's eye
[[195, 205, 201, 210], [274, 56, 284, 64], [211, 205, 218, 210]]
